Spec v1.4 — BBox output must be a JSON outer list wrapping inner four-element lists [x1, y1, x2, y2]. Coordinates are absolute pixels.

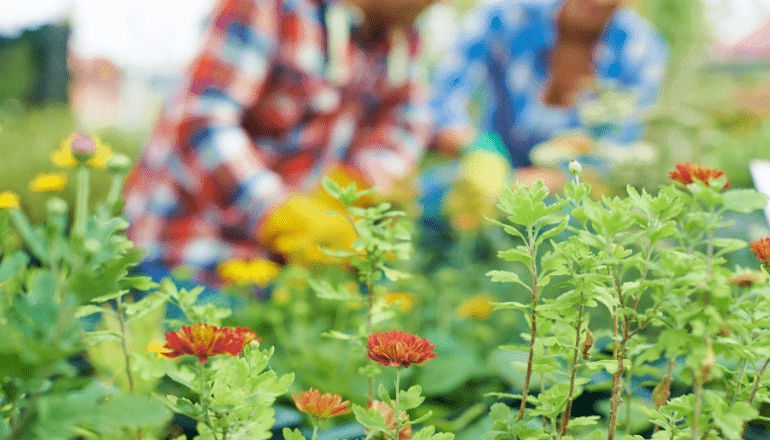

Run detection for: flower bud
[[46, 197, 69, 217], [569, 159, 583, 177], [652, 381, 670, 408], [699, 342, 714, 384], [71, 133, 96, 163], [84, 238, 102, 255], [581, 327, 594, 361], [106, 153, 132, 174]]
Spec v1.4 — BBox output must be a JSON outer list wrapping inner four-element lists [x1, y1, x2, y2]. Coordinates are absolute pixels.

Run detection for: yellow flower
[[384, 292, 416, 313], [272, 287, 290, 305], [217, 258, 281, 287], [146, 339, 173, 360], [51, 133, 114, 169], [29, 172, 67, 192], [456, 295, 496, 320], [0, 191, 19, 209], [0, 191, 20, 209]]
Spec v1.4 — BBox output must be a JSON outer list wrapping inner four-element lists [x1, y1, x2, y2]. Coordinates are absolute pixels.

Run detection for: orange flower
[[668, 163, 729, 189], [292, 388, 351, 420], [750, 237, 770, 267], [367, 400, 412, 440], [162, 323, 259, 363], [367, 330, 436, 368]]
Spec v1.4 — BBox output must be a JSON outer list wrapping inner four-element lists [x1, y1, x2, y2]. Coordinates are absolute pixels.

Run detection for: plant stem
[[561, 302, 585, 437], [367, 258, 376, 403], [607, 272, 628, 440], [199, 361, 219, 440], [518, 228, 539, 422], [691, 378, 702, 440], [311, 424, 319, 440], [394, 368, 402, 440], [105, 172, 126, 215], [73, 163, 91, 242], [730, 359, 748, 407], [8, 208, 49, 265], [115, 294, 142, 439], [654, 357, 676, 434], [740, 357, 770, 438]]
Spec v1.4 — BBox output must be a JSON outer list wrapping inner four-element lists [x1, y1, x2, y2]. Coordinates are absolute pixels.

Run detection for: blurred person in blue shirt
[[428, 0, 668, 194]]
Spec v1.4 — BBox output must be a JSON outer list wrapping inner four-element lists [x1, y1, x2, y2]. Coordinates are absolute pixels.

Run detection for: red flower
[[668, 163, 729, 189], [367, 330, 436, 368], [162, 323, 260, 363], [750, 237, 770, 267], [292, 388, 351, 420]]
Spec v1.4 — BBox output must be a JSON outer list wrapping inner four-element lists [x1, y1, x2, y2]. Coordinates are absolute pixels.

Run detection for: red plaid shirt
[[124, 0, 432, 278]]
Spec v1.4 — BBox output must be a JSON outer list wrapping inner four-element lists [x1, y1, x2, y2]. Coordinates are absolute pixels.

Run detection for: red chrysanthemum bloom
[[162, 323, 260, 363], [292, 388, 352, 420], [750, 237, 770, 267], [367, 330, 436, 368], [668, 163, 729, 189]]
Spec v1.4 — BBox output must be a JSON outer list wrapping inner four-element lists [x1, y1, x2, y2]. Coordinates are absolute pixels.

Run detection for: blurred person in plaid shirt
[[423, 0, 668, 230], [124, 0, 438, 286]]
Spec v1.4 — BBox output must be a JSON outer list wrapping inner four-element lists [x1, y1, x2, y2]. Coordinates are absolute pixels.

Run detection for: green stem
[[73, 164, 91, 241], [199, 361, 219, 440], [518, 226, 538, 422], [105, 172, 127, 215], [311, 424, 319, 440], [560, 301, 585, 437], [394, 368, 402, 440], [9, 208, 49, 264], [692, 378, 702, 440], [367, 258, 376, 403]]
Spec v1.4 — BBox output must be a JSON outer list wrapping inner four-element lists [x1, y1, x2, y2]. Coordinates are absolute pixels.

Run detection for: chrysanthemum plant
[[1, 133, 294, 440], [483, 162, 770, 439], [0, 134, 173, 439], [311, 177, 414, 401]]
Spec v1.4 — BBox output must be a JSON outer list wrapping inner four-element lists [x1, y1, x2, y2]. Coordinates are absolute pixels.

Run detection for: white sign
[[750, 160, 770, 228]]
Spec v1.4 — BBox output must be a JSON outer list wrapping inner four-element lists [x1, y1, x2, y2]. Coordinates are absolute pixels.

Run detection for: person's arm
[[343, 31, 433, 195], [428, 6, 496, 157], [176, 0, 287, 235]]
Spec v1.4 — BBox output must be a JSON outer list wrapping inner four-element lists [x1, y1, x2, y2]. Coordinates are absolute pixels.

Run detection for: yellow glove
[[258, 194, 357, 266], [442, 150, 512, 231]]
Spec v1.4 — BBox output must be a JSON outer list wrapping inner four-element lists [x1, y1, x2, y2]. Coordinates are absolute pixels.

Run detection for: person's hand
[[442, 150, 512, 231], [257, 194, 357, 266], [514, 166, 568, 194], [433, 128, 476, 158]]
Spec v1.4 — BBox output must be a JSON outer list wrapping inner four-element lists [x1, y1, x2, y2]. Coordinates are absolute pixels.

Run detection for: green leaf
[[491, 301, 530, 312], [486, 270, 532, 292], [74, 304, 107, 319], [83, 330, 123, 345], [0, 251, 29, 284], [353, 404, 388, 434], [120, 276, 159, 291], [724, 189, 769, 213], [380, 265, 411, 281], [378, 384, 393, 407], [282, 428, 307, 440], [497, 248, 534, 265], [308, 278, 363, 302], [90, 289, 130, 304], [398, 385, 425, 411], [585, 360, 619, 375]]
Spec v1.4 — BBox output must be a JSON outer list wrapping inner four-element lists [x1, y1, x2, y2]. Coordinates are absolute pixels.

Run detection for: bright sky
[[1, 0, 769, 72]]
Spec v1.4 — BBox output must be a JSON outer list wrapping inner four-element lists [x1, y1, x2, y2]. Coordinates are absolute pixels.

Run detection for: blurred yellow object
[[0, 191, 20, 209], [258, 193, 357, 266], [456, 295, 496, 320], [29, 172, 67, 193], [217, 258, 281, 287], [443, 150, 512, 231], [384, 292, 416, 313], [145, 339, 172, 360], [272, 287, 291, 305], [51, 133, 114, 169]]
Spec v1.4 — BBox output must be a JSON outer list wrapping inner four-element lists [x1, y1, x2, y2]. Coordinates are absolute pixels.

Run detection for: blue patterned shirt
[[429, 0, 668, 168]]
